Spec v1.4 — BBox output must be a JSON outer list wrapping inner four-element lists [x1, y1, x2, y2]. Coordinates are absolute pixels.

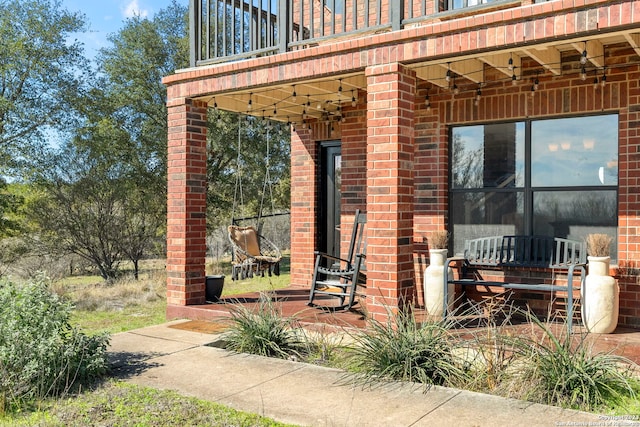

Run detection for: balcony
[[189, 0, 522, 67], [175, 0, 640, 126]]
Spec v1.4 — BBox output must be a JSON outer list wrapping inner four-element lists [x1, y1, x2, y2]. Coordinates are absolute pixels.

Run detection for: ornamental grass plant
[[452, 303, 638, 412], [346, 308, 466, 387], [343, 300, 639, 412], [452, 301, 524, 394], [510, 315, 636, 411], [220, 292, 638, 414], [224, 293, 306, 359]]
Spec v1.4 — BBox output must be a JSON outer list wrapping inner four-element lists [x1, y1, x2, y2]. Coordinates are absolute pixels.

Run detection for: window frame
[[448, 113, 619, 257]]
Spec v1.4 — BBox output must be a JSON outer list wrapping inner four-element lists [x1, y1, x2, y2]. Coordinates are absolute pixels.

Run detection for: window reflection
[[451, 192, 524, 255], [531, 115, 618, 187], [452, 123, 525, 189], [533, 190, 617, 259], [450, 114, 618, 261]]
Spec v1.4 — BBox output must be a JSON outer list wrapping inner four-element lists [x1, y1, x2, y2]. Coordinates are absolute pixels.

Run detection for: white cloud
[[121, 0, 149, 18]]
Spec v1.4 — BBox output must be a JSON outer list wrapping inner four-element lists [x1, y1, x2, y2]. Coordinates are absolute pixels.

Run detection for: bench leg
[[566, 264, 586, 336], [567, 284, 573, 336]]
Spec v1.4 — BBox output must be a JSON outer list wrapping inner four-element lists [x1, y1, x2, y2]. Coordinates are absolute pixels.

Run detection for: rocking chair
[[308, 210, 367, 310], [228, 225, 282, 280]]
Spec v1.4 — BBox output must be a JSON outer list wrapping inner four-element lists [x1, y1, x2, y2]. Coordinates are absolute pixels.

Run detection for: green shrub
[[347, 309, 466, 387], [224, 293, 305, 359], [511, 316, 636, 411], [0, 277, 109, 411]]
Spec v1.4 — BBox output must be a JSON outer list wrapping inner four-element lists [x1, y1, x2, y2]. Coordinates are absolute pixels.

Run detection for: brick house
[[163, 0, 640, 328]]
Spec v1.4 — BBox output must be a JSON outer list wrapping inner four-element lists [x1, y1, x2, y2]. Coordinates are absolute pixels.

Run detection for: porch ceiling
[[199, 73, 368, 124], [193, 29, 640, 124]]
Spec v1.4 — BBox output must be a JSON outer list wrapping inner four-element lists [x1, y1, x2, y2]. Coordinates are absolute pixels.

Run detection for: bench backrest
[[465, 235, 585, 268]]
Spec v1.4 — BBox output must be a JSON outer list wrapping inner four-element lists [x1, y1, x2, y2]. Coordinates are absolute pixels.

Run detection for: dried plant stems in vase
[[429, 230, 449, 250], [582, 233, 618, 334], [586, 233, 613, 258], [424, 230, 453, 317]]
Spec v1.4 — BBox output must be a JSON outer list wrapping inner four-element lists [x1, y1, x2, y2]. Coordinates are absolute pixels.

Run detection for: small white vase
[[424, 249, 454, 317], [581, 256, 619, 334]]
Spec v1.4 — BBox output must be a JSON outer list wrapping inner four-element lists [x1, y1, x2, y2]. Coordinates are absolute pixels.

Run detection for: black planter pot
[[205, 275, 225, 303]]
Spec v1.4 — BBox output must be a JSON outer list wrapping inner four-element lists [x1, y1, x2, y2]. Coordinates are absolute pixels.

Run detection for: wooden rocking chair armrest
[[314, 251, 351, 265]]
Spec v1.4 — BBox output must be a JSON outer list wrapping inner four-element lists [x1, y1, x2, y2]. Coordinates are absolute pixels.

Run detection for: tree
[[117, 183, 165, 280], [0, 180, 28, 277], [28, 88, 166, 279], [19, 0, 292, 279], [97, 0, 190, 182], [27, 142, 130, 280], [206, 112, 291, 230], [27, 1, 193, 279], [0, 0, 87, 175], [0, 179, 22, 238], [98, 0, 291, 230]]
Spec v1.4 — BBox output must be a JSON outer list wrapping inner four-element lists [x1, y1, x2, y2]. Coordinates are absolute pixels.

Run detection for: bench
[[443, 235, 586, 334]]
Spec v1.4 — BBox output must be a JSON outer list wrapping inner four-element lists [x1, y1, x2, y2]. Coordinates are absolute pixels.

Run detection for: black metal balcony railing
[[189, 0, 516, 67]]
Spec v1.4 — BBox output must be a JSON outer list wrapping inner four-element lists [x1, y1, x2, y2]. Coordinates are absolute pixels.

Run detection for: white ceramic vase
[[424, 249, 454, 316], [581, 256, 619, 334]]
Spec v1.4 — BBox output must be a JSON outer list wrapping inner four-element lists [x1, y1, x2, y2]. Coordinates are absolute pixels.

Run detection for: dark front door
[[319, 142, 342, 257]]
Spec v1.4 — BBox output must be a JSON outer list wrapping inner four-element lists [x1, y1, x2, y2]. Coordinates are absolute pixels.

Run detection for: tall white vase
[[424, 249, 454, 317], [581, 256, 619, 334]]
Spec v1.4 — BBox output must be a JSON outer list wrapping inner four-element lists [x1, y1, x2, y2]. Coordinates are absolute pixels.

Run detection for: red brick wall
[[323, 46, 640, 326], [426, 47, 640, 327], [296, 50, 640, 328], [289, 126, 318, 288], [165, 0, 640, 327], [341, 89, 368, 213], [412, 80, 450, 306], [166, 98, 208, 306], [339, 90, 368, 264], [365, 63, 416, 321], [615, 47, 640, 328]]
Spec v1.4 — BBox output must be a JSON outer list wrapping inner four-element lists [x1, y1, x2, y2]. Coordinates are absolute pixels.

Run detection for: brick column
[[166, 98, 208, 306], [365, 63, 416, 322], [290, 126, 318, 288], [341, 89, 368, 214]]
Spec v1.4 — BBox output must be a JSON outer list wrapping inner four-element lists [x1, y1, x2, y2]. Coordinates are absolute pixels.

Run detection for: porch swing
[[227, 116, 282, 280]]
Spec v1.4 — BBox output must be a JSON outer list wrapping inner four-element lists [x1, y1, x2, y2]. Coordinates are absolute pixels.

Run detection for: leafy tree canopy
[[96, 0, 190, 179], [206, 112, 290, 230], [0, 0, 88, 175]]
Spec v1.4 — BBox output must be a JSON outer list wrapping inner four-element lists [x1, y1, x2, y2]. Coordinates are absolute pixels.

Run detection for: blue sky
[[62, 0, 178, 57]]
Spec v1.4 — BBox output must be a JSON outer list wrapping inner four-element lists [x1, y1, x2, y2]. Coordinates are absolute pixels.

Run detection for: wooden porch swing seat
[[228, 225, 282, 280], [308, 210, 367, 311]]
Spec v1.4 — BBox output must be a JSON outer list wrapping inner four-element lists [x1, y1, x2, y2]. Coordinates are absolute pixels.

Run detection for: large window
[[450, 115, 618, 259]]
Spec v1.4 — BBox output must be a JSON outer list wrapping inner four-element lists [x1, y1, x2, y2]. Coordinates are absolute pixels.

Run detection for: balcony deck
[[190, 0, 524, 68], [171, 0, 640, 128]]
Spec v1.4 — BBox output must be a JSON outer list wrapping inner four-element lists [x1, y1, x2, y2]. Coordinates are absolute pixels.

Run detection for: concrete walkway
[[108, 320, 626, 427]]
